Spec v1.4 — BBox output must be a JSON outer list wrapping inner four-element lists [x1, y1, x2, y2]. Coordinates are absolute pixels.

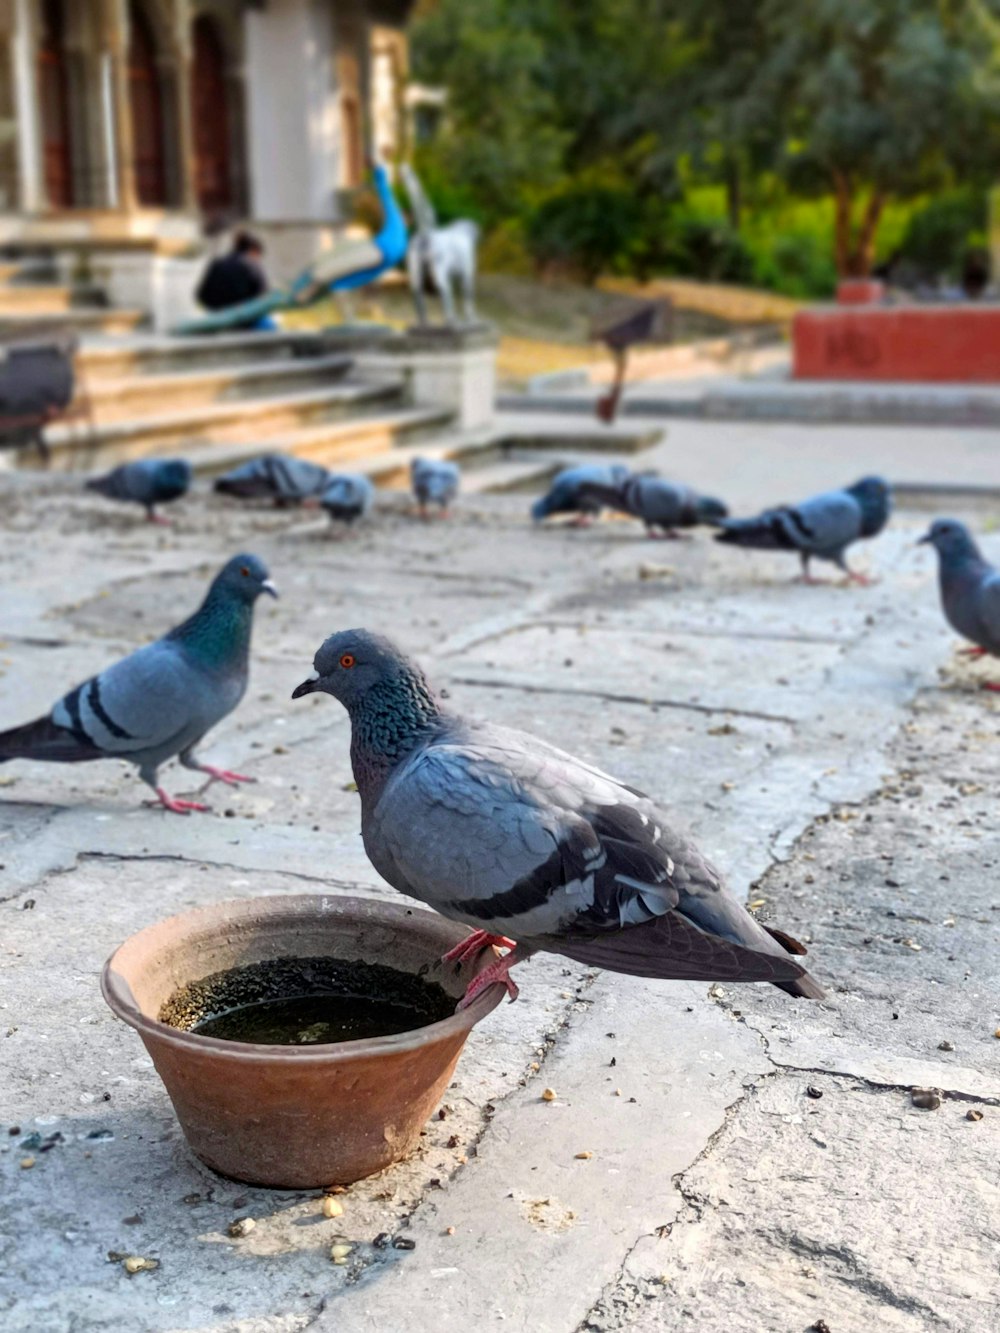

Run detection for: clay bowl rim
[[101, 893, 504, 1064]]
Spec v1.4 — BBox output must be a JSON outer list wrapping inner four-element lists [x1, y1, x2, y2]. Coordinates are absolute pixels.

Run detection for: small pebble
[[911, 1088, 941, 1111], [19, 1156, 34, 1169], [966, 1109, 984, 1122], [937, 1040, 955, 1052], [330, 1242, 353, 1264], [322, 1197, 344, 1219], [227, 1217, 256, 1238], [541, 1088, 557, 1102], [575, 1150, 594, 1160], [445, 1226, 456, 1236], [806, 1086, 823, 1100]]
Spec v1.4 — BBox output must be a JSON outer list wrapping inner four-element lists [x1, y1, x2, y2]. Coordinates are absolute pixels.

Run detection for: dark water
[[159, 956, 455, 1046]]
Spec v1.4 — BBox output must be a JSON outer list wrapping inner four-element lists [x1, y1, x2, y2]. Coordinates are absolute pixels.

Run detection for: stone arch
[[189, 6, 248, 218], [126, 0, 181, 207], [36, 0, 74, 207]]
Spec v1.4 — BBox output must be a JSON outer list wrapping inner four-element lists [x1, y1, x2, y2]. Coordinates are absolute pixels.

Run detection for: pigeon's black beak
[[292, 672, 319, 700], [916, 531, 932, 546], [262, 579, 279, 599]]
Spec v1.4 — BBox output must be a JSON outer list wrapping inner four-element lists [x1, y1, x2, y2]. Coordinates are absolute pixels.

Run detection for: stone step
[[0, 307, 143, 337], [0, 284, 106, 314], [42, 380, 405, 467], [185, 407, 460, 478], [460, 456, 562, 495], [78, 330, 331, 380], [83, 353, 356, 423]]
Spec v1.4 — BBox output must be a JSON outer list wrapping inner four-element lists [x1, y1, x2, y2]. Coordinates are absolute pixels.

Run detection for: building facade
[[0, 0, 411, 242]]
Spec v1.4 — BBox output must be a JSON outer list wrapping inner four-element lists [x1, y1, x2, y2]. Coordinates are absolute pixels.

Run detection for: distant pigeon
[[321, 474, 375, 528], [531, 464, 631, 526], [86, 458, 192, 524], [579, 474, 728, 538], [411, 457, 459, 517], [292, 629, 824, 1008], [920, 519, 1000, 690], [214, 454, 330, 506], [0, 555, 277, 812], [715, 476, 891, 582]]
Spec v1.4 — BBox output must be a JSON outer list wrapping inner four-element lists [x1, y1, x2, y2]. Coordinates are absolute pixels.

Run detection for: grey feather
[[86, 458, 192, 517], [716, 475, 891, 576], [581, 475, 728, 533], [0, 554, 276, 803], [214, 453, 330, 505], [411, 457, 459, 510], [920, 519, 1000, 655], [531, 464, 631, 522], [293, 629, 824, 999], [321, 474, 374, 525]]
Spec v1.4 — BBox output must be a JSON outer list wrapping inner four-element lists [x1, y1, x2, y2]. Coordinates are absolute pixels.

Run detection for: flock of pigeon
[[1, 453, 997, 1005]]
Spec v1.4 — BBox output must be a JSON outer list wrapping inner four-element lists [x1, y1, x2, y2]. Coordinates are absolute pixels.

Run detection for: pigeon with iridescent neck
[[920, 519, 1000, 690], [292, 629, 824, 1009], [0, 554, 277, 813]]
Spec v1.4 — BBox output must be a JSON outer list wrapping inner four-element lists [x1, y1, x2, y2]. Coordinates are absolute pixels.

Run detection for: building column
[[171, 15, 196, 213], [105, 0, 137, 211], [10, 0, 42, 211]]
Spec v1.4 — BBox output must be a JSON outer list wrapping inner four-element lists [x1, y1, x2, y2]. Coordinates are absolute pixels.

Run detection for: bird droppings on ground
[[0, 480, 998, 1332]]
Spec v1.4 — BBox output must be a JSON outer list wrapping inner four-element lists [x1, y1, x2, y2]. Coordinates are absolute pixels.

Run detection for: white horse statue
[[401, 164, 479, 327]]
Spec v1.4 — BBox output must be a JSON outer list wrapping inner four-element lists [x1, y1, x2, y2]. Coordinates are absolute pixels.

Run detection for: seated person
[[195, 231, 275, 329]]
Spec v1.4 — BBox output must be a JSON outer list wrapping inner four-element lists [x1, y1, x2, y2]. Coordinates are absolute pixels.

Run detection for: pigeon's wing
[[369, 726, 815, 988], [717, 490, 860, 555], [973, 570, 1000, 649], [632, 478, 685, 526], [50, 640, 211, 760]]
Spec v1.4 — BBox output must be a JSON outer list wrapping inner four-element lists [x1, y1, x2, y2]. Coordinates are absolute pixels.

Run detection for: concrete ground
[[0, 433, 998, 1333]]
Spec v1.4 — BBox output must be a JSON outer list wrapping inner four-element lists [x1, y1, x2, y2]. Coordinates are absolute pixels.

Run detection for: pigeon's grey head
[[212, 553, 279, 603], [292, 629, 425, 706], [918, 518, 980, 562], [847, 476, 892, 537], [159, 458, 193, 488], [694, 494, 729, 525]]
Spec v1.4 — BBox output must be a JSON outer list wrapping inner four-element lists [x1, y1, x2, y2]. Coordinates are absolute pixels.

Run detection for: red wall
[[794, 306, 1000, 383]]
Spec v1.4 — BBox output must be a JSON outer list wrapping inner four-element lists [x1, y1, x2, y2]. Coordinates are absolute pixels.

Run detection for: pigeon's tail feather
[[0, 714, 101, 764], [576, 481, 628, 514], [530, 911, 825, 999], [715, 512, 797, 551], [85, 474, 119, 499]]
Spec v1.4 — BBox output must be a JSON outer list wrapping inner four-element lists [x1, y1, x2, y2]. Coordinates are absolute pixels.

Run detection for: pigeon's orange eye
[[340, 653, 356, 669], [240, 566, 250, 576]]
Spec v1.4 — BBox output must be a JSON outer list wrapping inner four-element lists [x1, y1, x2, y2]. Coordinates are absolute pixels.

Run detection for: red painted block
[[836, 279, 885, 305], [794, 305, 1000, 382]]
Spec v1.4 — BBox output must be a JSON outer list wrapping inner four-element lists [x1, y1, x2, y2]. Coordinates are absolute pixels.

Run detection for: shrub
[[898, 189, 988, 280], [526, 182, 644, 284]]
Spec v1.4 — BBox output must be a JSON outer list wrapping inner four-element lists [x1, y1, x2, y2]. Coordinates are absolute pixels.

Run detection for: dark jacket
[[196, 252, 267, 311]]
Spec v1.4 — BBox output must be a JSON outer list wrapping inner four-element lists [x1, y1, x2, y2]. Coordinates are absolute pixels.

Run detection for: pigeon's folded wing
[[51, 641, 204, 757], [779, 491, 862, 554]]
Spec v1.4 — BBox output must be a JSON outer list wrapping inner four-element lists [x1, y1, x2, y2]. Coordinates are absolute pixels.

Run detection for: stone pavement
[[0, 457, 997, 1333]]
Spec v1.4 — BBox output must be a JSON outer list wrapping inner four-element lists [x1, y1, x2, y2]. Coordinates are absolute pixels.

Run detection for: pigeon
[[531, 464, 631, 527], [714, 476, 891, 583], [0, 554, 277, 813], [919, 519, 1000, 690], [320, 474, 375, 529], [411, 457, 459, 518], [292, 630, 824, 1009], [214, 454, 330, 506], [579, 474, 729, 538], [86, 458, 192, 524]]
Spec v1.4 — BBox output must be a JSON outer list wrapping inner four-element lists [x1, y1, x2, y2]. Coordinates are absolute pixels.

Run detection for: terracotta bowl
[[101, 894, 501, 1188]]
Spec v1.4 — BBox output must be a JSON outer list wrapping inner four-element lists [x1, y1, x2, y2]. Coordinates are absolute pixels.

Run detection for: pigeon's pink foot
[[198, 766, 255, 787], [647, 528, 689, 540], [458, 953, 521, 1010], [569, 514, 594, 529], [980, 681, 1000, 693], [794, 574, 827, 586], [959, 646, 987, 658], [442, 930, 516, 966], [152, 788, 210, 814], [146, 512, 172, 526], [844, 570, 876, 586]]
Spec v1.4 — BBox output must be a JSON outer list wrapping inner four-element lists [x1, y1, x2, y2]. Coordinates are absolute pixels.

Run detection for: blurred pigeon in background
[[86, 458, 192, 524], [531, 463, 631, 527], [321, 473, 375, 530], [0, 554, 277, 812], [715, 476, 891, 583], [293, 629, 825, 1008], [920, 519, 1000, 690], [411, 457, 459, 518], [580, 474, 728, 538], [214, 453, 330, 506]]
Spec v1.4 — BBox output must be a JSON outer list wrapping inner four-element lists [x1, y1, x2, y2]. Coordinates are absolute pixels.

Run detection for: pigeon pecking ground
[[0, 470, 996, 1333]]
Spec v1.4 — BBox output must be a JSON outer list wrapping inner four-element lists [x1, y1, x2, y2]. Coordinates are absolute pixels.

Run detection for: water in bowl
[[159, 955, 455, 1046]]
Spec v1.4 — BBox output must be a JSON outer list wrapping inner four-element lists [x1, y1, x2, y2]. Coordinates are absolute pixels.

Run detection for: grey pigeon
[[411, 457, 459, 517], [86, 458, 192, 524], [715, 475, 891, 582], [292, 630, 824, 1008], [531, 463, 631, 527], [579, 474, 728, 538], [920, 519, 1000, 690], [0, 554, 277, 813], [214, 453, 330, 506], [321, 473, 375, 528]]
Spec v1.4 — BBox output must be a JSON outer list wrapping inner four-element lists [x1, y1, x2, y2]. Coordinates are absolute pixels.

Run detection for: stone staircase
[[0, 259, 659, 495]]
